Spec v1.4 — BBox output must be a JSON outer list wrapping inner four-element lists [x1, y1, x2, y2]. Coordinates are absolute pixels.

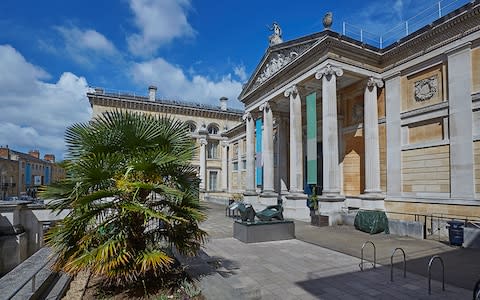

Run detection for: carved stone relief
[[254, 42, 315, 88], [414, 76, 438, 102]]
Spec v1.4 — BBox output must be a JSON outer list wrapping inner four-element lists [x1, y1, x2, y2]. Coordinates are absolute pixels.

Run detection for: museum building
[[237, 1, 480, 221], [88, 1, 480, 223]]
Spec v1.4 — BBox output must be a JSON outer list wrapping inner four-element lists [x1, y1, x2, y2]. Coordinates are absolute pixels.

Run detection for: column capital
[[220, 141, 228, 147], [199, 138, 208, 145], [259, 101, 271, 112], [315, 64, 343, 80], [283, 85, 298, 98], [367, 77, 384, 89], [242, 112, 252, 121]]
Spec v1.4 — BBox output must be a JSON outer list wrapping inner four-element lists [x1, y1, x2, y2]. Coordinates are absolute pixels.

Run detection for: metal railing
[[428, 255, 445, 295], [359, 241, 376, 271], [390, 248, 406, 282], [341, 0, 473, 48], [474, 279, 480, 300]]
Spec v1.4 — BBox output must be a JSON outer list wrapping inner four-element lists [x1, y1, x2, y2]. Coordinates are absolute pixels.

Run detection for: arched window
[[185, 121, 197, 133], [207, 124, 219, 135]]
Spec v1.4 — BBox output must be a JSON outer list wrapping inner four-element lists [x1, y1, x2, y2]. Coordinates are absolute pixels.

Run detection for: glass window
[[209, 171, 218, 191], [207, 124, 219, 135], [186, 121, 196, 133], [207, 141, 218, 159], [242, 160, 246, 170], [233, 162, 238, 171]]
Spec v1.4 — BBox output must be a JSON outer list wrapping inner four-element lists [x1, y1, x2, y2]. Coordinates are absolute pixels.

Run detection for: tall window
[[207, 124, 219, 135], [207, 141, 218, 159], [209, 171, 218, 191], [186, 121, 196, 133]]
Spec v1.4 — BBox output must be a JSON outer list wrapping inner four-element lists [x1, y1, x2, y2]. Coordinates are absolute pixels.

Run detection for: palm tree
[[41, 110, 207, 286]]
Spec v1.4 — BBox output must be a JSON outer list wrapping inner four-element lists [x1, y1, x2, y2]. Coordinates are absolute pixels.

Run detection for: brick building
[[0, 147, 66, 200]]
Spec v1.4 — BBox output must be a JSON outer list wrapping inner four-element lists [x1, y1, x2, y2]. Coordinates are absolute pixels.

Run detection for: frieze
[[414, 76, 438, 102], [254, 42, 315, 88]]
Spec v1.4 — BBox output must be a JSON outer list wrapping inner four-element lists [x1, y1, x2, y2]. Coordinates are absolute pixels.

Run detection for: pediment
[[240, 39, 318, 99]]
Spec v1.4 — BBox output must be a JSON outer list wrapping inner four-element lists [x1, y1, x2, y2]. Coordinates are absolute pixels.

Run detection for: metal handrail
[[428, 255, 445, 295], [359, 241, 376, 271], [5, 253, 56, 300], [390, 248, 406, 282], [473, 279, 480, 300]]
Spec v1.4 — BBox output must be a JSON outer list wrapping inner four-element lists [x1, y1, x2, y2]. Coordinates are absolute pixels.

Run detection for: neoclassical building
[[87, 87, 244, 199], [236, 1, 480, 221]]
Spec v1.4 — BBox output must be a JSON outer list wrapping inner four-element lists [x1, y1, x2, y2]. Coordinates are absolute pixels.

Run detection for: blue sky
[[0, 0, 470, 160]]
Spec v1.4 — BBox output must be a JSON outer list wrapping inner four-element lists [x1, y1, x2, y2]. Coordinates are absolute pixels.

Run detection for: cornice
[[88, 94, 243, 121], [241, 1, 480, 103]]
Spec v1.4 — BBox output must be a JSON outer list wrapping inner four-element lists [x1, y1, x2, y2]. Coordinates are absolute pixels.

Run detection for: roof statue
[[323, 12, 333, 30], [268, 22, 283, 46]]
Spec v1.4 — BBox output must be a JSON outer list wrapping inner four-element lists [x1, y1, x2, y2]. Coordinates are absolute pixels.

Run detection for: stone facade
[[0, 147, 64, 199], [234, 1, 480, 220], [87, 90, 244, 198]]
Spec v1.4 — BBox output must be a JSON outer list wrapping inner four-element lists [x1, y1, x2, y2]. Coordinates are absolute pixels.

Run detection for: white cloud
[[0, 45, 91, 159], [234, 65, 248, 82], [127, 0, 195, 56], [56, 26, 118, 66], [130, 57, 243, 108]]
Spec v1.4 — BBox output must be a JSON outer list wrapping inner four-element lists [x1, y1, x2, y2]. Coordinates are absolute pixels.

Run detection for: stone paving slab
[[203, 237, 471, 299]]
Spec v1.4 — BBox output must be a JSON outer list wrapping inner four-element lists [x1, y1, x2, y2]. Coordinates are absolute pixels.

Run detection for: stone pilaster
[[221, 141, 228, 191], [363, 77, 384, 197], [243, 112, 256, 195], [315, 64, 344, 200], [385, 73, 402, 198], [447, 43, 474, 199], [199, 138, 207, 191], [284, 85, 304, 196], [259, 101, 276, 196]]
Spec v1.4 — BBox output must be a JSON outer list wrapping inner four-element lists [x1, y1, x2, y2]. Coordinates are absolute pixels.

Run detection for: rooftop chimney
[[44, 154, 55, 163], [0, 146, 10, 159], [219, 96, 228, 111], [28, 150, 40, 159], [148, 85, 157, 101]]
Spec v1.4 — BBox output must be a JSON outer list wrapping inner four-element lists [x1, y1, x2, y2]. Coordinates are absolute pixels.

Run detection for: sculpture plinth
[[233, 220, 295, 243]]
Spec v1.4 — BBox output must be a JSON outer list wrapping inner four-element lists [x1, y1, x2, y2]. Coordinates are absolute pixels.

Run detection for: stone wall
[[472, 47, 480, 93], [401, 145, 450, 194], [475, 141, 480, 195], [343, 128, 364, 196], [385, 201, 480, 219]]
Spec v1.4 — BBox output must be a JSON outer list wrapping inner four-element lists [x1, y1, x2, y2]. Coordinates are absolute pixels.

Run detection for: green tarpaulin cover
[[354, 210, 390, 234]]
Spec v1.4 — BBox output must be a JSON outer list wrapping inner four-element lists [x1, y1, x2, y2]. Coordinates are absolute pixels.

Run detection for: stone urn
[[323, 12, 333, 30]]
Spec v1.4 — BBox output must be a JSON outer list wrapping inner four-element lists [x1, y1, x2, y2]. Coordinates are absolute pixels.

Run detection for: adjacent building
[[0, 147, 65, 200], [87, 87, 244, 200]]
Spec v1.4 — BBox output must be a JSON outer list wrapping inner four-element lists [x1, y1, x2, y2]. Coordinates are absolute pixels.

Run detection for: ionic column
[[284, 85, 303, 195], [363, 77, 383, 197], [260, 101, 275, 194], [315, 64, 343, 198], [199, 138, 207, 190], [221, 141, 228, 191], [243, 112, 256, 194]]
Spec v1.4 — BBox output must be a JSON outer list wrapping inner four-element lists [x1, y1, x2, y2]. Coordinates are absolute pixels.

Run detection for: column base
[[287, 190, 308, 200], [360, 193, 385, 210], [318, 194, 346, 226], [283, 193, 310, 221], [260, 190, 278, 198], [243, 190, 257, 196], [258, 192, 279, 210]]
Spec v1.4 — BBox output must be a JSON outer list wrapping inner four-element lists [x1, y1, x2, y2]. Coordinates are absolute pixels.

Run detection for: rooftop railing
[[342, 0, 473, 48]]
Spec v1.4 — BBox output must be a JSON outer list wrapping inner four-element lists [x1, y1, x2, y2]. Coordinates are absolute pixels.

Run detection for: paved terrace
[[194, 202, 479, 300]]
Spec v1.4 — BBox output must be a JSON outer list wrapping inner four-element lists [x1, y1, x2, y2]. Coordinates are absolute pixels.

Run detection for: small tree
[[41, 110, 207, 286]]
